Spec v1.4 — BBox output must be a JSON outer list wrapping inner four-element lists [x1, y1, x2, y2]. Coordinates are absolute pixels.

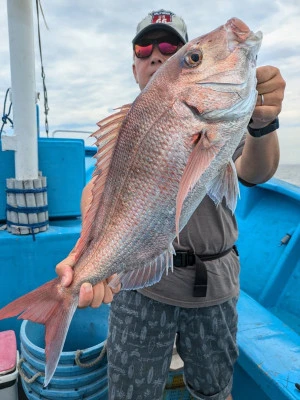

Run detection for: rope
[[18, 343, 107, 384], [6, 187, 47, 194], [75, 341, 107, 368], [5, 177, 49, 239], [17, 358, 44, 384], [6, 220, 49, 229], [6, 204, 48, 213], [36, 0, 50, 136], [0, 88, 13, 137]]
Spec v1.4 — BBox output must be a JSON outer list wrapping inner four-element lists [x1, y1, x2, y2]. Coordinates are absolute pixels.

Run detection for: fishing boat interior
[[0, 138, 300, 400], [0, 1, 300, 400]]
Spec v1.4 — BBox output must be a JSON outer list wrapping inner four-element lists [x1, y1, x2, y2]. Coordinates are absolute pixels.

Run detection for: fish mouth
[[225, 18, 262, 73], [225, 17, 263, 50]]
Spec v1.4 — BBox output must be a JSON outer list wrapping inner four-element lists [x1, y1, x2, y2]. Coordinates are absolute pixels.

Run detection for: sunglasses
[[134, 37, 182, 59]]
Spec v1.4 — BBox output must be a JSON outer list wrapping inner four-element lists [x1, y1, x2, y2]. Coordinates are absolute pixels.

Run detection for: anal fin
[[109, 246, 175, 290]]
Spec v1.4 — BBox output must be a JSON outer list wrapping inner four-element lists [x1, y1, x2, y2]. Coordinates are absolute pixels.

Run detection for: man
[[57, 10, 285, 400]]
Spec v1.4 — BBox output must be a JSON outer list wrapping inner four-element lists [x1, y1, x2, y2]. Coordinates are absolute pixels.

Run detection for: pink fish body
[[0, 18, 262, 385]]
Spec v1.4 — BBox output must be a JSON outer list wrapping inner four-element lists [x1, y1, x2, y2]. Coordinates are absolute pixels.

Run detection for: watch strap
[[247, 117, 279, 138]]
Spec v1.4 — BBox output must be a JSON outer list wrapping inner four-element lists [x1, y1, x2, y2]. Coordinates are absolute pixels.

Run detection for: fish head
[[151, 17, 262, 124]]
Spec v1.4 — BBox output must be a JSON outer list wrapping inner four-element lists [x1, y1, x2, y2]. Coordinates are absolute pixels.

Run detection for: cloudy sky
[[0, 0, 299, 164]]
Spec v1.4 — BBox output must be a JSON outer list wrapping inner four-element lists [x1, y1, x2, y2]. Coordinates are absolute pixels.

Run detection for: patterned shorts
[[107, 291, 239, 400]]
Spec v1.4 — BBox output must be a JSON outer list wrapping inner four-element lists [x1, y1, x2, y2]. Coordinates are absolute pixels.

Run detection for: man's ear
[[132, 63, 138, 84]]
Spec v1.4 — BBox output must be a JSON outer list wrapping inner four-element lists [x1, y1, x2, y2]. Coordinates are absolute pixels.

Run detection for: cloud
[[0, 0, 299, 165]]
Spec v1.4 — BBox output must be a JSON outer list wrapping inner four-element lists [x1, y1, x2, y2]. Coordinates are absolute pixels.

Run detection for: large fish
[[0, 17, 262, 385]]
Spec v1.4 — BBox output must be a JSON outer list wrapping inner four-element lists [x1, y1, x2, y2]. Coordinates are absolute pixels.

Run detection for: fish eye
[[184, 50, 203, 67]]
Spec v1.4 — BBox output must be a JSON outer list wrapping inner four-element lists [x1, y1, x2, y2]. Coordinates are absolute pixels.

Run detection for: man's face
[[132, 30, 182, 90]]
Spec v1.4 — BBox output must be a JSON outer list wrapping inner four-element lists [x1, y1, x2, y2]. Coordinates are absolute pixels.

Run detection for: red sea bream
[[0, 18, 262, 385]]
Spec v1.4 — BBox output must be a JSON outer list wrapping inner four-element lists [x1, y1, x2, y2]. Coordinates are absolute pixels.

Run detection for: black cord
[[36, 0, 50, 136], [0, 88, 13, 137]]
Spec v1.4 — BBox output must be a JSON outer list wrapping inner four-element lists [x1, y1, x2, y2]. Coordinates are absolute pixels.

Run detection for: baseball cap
[[132, 9, 188, 45]]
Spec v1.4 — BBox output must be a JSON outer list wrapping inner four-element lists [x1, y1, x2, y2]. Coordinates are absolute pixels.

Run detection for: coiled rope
[[17, 342, 107, 384]]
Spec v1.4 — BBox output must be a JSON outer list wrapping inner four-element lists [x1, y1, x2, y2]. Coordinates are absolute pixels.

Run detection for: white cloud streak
[[0, 0, 299, 163]]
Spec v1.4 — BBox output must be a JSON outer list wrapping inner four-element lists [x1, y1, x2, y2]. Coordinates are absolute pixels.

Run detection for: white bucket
[[0, 351, 19, 400]]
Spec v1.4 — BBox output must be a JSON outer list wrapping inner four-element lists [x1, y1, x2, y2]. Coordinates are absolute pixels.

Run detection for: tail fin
[[0, 278, 78, 386]]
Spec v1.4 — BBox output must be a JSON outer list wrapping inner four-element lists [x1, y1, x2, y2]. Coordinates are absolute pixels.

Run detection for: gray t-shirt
[[139, 136, 245, 308]]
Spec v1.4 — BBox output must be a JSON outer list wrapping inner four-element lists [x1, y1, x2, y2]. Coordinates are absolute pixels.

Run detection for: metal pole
[[5, 0, 38, 180]]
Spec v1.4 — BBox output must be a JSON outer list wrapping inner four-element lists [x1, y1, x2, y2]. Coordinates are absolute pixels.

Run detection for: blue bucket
[[19, 305, 110, 399], [163, 369, 194, 400]]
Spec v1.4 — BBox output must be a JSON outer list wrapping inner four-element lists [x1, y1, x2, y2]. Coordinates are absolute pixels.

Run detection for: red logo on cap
[[151, 12, 172, 24]]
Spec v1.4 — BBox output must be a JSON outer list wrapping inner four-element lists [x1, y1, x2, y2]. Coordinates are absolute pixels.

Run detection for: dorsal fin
[[74, 104, 131, 261]]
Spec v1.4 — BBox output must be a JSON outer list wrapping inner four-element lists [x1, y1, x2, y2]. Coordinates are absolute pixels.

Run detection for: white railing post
[[3, 0, 48, 235], [4, 0, 38, 180]]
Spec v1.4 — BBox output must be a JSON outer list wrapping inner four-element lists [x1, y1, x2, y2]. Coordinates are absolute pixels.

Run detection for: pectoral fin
[[176, 128, 224, 239]]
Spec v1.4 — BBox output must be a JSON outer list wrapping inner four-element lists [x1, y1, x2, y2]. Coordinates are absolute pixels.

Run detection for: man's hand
[[250, 65, 285, 129], [55, 257, 121, 308]]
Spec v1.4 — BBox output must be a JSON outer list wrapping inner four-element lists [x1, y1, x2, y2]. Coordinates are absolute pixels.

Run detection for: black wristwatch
[[247, 117, 279, 138]]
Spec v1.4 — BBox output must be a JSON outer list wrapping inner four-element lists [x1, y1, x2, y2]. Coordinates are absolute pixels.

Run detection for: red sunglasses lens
[[134, 39, 180, 58], [158, 42, 178, 55], [134, 44, 153, 58]]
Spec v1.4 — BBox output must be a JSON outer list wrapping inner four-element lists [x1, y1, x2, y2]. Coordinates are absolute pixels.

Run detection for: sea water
[[275, 164, 300, 187]]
